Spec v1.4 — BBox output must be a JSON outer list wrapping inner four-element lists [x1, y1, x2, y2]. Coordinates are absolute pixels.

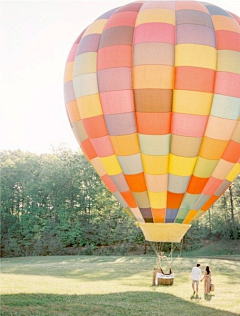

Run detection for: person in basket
[[191, 263, 202, 296], [201, 265, 212, 295]]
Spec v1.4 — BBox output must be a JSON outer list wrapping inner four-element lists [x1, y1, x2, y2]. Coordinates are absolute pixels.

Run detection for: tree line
[[1, 147, 239, 257]]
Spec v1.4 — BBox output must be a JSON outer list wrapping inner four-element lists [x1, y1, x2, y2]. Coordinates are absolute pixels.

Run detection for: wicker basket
[[153, 269, 174, 286]]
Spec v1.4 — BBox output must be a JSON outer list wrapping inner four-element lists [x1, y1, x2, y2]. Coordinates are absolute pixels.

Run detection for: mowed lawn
[[1, 255, 240, 316]]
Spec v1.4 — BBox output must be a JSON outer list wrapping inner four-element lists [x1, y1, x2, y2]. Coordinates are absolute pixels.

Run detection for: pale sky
[[1, 0, 240, 154]]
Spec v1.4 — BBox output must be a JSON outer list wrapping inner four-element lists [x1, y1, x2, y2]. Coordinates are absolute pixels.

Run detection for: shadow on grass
[[2, 256, 240, 283], [190, 293, 214, 301], [1, 292, 238, 316], [204, 294, 214, 301], [1, 256, 158, 280]]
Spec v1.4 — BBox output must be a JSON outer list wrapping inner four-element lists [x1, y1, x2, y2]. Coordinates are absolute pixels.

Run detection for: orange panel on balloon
[[82, 116, 108, 138], [124, 173, 147, 192], [98, 45, 132, 70], [216, 31, 240, 51], [199, 137, 228, 160], [222, 140, 240, 163], [187, 176, 209, 194], [175, 1, 209, 13], [136, 112, 171, 135], [81, 139, 97, 160], [183, 210, 198, 224], [105, 11, 138, 29], [152, 208, 166, 223], [167, 192, 185, 209], [175, 67, 215, 93], [80, 146, 90, 162], [121, 191, 138, 208], [201, 195, 219, 211]]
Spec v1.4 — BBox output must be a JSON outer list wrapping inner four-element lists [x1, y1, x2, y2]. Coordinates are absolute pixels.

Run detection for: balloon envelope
[[64, 0, 240, 242]]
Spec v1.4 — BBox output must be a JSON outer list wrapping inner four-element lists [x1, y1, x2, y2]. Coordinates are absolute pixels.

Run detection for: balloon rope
[[179, 238, 184, 257], [170, 242, 173, 268], [149, 242, 168, 271], [149, 242, 164, 257]]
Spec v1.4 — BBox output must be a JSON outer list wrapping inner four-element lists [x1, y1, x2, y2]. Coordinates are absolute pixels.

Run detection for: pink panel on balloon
[[98, 68, 132, 92], [100, 90, 134, 114], [90, 136, 115, 157], [176, 24, 216, 46], [101, 174, 118, 193], [67, 44, 79, 62], [133, 23, 175, 45], [214, 72, 240, 98], [171, 113, 208, 137], [202, 177, 223, 195], [104, 112, 137, 136]]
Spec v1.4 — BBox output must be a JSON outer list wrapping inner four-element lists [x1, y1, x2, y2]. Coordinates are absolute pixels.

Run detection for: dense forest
[[1, 147, 239, 258]]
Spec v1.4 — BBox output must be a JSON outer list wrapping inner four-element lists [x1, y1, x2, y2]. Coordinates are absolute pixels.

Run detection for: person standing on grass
[[201, 265, 212, 295], [191, 263, 202, 296]]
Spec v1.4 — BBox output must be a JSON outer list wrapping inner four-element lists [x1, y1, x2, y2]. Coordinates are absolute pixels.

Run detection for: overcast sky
[[1, 0, 240, 154]]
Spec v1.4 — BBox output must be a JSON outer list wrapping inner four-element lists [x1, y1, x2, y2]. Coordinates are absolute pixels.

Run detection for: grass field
[[1, 255, 240, 316]]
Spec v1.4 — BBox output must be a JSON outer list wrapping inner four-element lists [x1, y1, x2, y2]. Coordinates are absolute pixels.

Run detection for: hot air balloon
[[64, 0, 240, 263]]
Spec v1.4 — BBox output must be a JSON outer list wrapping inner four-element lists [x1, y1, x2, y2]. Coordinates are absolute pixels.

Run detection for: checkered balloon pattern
[[64, 1, 240, 231]]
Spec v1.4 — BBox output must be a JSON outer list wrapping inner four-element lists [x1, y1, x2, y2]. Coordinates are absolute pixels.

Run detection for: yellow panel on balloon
[[226, 163, 240, 182], [217, 50, 240, 74], [175, 44, 217, 70], [141, 154, 169, 175], [136, 8, 175, 26], [173, 90, 213, 115], [148, 191, 167, 209], [190, 210, 205, 224], [100, 155, 122, 175], [193, 157, 218, 178], [64, 62, 74, 83], [133, 65, 174, 89], [77, 94, 103, 119], [74, 52, 97, 76], [110, 134, 140, 156], [169, 154, 197, 176], [83, 19, 107, 37]]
